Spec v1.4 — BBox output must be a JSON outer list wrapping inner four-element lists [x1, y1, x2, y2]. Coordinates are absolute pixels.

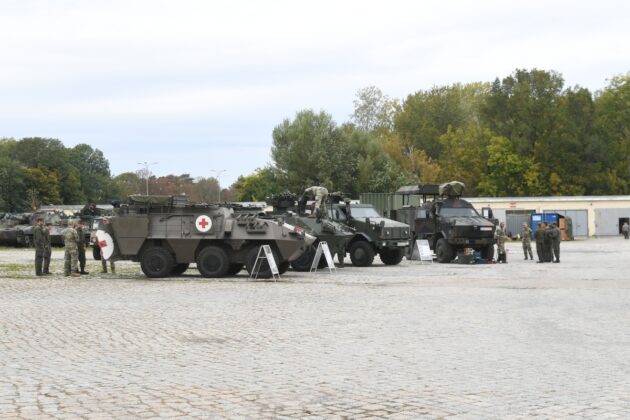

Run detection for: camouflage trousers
[[34, 247, 45, 275], [64, 247, 79, 275], [522, 242, 533, 259]]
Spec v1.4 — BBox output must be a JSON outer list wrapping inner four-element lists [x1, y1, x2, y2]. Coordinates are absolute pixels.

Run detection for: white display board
[[310, 241, 336, 273], [249, 244, 280, 281], [412, 239, 433, 264]]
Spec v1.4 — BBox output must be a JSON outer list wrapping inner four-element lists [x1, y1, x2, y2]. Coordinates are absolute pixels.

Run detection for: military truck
[[265, 191, 354, 271], [96, 194, 315, 278], [326, 193, 410, 266], [391, 182, 496, 263]]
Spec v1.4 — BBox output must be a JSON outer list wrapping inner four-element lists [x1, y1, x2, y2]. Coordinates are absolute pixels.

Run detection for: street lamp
[[137, 162, 158, 195], [210, 169, 226, 202]]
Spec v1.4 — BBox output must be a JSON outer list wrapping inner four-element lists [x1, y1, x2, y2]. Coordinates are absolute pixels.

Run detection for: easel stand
[[310, 241, 337, 274], [411, 239, 433, 264], [249, 245, 280, 281]]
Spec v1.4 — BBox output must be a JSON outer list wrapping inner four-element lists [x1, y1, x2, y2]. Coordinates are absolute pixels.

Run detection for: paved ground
[[1, 237, 629, 419]]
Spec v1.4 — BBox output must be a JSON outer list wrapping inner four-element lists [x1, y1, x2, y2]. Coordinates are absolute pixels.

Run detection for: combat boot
[[80, 270, 90, 275]]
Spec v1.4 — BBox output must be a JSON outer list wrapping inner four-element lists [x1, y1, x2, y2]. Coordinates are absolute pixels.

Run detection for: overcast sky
[[2, 0, 630, 187]]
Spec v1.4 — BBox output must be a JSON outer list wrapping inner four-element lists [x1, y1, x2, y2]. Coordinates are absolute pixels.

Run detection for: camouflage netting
[[127, 195, 174, 206], [439, 181, 465, 197]]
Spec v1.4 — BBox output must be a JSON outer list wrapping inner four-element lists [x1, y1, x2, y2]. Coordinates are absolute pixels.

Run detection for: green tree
[[351, 86, 400, 136], [231, 167, 281, 201], [68, 144, 112, 202], [24, 166, 62, 206], [271, 110, 355, 192], [395, 83, 488, 160], [477, 136, 542, 196], [595, 73, 630, 193], [112, 172, 143, 198], [0, 155, 28, 211], [438, 124, 493, 195]]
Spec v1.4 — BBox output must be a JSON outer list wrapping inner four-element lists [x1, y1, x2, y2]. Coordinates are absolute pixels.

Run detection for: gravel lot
[[1, 237, 629, 419]]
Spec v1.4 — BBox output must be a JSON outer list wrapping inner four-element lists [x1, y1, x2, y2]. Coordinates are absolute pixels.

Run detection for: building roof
[[465, 195, 630, 203]]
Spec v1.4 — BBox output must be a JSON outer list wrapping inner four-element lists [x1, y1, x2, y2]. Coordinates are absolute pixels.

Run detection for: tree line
[[2, 68, 629, 211]]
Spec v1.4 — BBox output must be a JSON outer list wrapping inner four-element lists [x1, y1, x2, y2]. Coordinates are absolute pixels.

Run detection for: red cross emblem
[[195, 215, 212, 233], [98, 240, 108, 248]]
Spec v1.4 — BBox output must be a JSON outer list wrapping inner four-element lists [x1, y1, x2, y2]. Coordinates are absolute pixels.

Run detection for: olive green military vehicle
[[326, 193, 411, 266], [96, 195, 315, 278], [265, 191, 354, 271], [391, 182, 496, 263]]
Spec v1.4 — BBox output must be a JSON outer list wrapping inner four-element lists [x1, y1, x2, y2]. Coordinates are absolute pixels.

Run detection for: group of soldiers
[[495, 221, 561, 264], [33, 219, 114, 276], [522, 222, 561, 263]]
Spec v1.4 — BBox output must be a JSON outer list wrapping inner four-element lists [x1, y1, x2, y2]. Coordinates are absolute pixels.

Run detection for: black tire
[[435, 238, 454, 263], [93, 245, 101, 261], [140, 246, 175, 278], [196, 246, 229, 278], [481, 244, 495, 261], [290, 245, 316, 272], [379, 248, 404, 265], [278, 261, 290, 274], [349, 241, 375, 267], [226, 263, 243, 275], [246, 246, 278, 278], [171, 263, 190, 276]]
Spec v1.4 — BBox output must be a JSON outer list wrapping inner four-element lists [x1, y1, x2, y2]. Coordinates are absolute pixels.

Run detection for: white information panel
[[249, 245, 280, 281], [310, 241, 336, 273], [414, 239, 433, 264]]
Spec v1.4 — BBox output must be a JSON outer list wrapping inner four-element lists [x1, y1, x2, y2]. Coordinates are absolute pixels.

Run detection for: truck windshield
[[351, 207, 381, 218], [439, 207, 480, 217]]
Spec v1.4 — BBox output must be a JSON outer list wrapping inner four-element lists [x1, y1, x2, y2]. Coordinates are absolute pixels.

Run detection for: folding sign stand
[[310, 241, 337, 274], [412, 239, 433, 265], [249, 244, 281, 281]]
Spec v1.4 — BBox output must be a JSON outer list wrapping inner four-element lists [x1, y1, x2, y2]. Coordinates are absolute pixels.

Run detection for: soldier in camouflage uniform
[[543, 223, 554, 262], [520, 222, 534, 260], [534, 222, 546, 263], [548, 223, 561, 263], [33, 218, 45, 276], [495, 221, 507, 263], [76, 221, 89, 274], [63, 223, 81, 277], [42, 222, 53, 274], [302, 186, 329, 219], [622, 222, 629, 239]]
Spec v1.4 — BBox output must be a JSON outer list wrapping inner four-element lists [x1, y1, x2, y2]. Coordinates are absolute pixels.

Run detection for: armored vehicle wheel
[[197, 246, 230, 278], [278, 261, 290, 274], [481, 244, 495, 260], [379, 248, 404, 265], [92, 245, 101, 260], [435, 238, 454, 263], [290, 244, 326, 271], [227, 263, 243, 275], [140, 246, 175, 278], [246, 246, 278, 278], [171, 263, 189, 276], [349, 241, 375, 267]]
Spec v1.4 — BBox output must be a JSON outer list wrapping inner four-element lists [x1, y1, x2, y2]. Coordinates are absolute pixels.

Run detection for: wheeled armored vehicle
[[391, 181, 496, 263], [326, 193, 410, 266], [97, 195, 315, 278], [265, 191, 354, 271]]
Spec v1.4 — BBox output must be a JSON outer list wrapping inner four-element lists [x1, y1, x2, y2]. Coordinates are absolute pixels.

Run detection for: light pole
[[210, 169, 226, 202], [137, 162, 158, 195]]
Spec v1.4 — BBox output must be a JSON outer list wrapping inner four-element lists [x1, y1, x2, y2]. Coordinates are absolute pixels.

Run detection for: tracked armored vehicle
[[327, 193, 410, 267], [391, 182, 496, 263], [97, 195, 314, 278], [265, 191, 354, 271]]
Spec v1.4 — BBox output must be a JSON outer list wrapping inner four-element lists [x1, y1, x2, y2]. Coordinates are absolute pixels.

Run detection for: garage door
[[594, 208, 630, 236], [544, 209, 588, 237]]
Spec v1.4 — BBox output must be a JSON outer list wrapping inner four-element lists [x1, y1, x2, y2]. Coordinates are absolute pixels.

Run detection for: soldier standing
[[302, 186, 329, 218], [534, 222, 546, 263], [76, 221, 89, 274], [622, 222, 629, 239], [543, 223, 554, 262], [548, 223, 561, 263], [42, 222, 53, 275], [33, 218, 45, 276], [520, 222, 534, 260], [63, 223, 81, 277], [495, 221, 507, 263]]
